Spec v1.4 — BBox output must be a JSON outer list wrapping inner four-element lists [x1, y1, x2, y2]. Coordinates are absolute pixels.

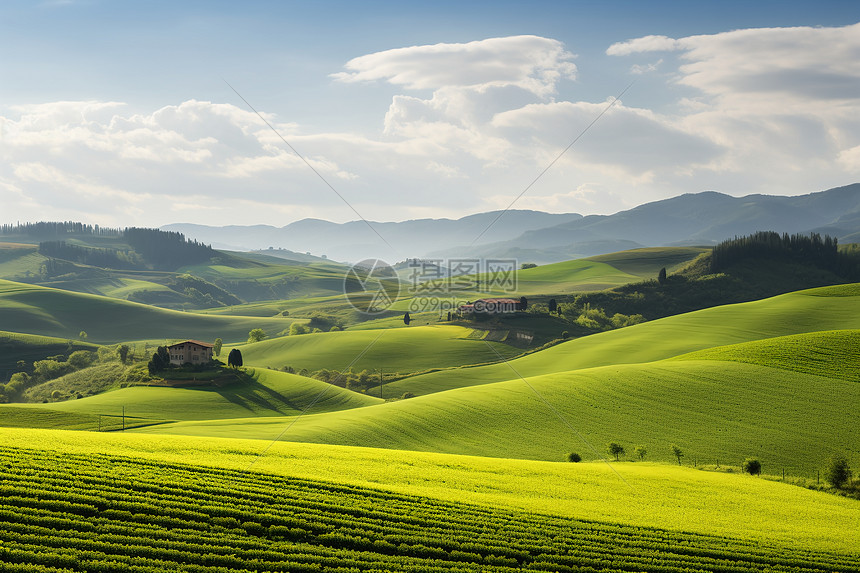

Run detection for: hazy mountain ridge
[[162, 211, 582, 262], [164, 184, 860, 264]]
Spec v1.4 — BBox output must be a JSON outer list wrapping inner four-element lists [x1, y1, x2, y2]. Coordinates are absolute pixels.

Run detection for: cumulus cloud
[[606, 35, 683, 56], [333, 35, 576, 98]]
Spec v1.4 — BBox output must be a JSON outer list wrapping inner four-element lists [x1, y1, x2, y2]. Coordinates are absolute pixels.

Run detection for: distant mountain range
[[164, 183, 860, 264]]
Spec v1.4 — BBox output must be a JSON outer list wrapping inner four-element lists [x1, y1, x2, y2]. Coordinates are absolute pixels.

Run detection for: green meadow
[[228, 324, 521, 374], [0, 279, 296, 343], [383, 283, 860, 396], [17, 367, 381, 421]]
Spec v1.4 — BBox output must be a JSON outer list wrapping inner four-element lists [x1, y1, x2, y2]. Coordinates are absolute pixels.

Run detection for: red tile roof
[[167, 340, 214, 349]]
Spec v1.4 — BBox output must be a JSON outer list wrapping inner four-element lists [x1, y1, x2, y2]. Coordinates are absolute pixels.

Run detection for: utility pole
[[122, 406, 125, 431], [379, 369, 383, 400]]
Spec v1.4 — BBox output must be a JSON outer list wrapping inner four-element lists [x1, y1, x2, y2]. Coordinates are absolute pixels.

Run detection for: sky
[[1, 0, 860, 228]]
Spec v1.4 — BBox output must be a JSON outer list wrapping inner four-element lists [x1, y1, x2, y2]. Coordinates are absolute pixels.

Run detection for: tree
[[68, 350, 95, 370], [247, 328, 267, 343], [548, 298, 558, 314], [118, 345, 130, 364], [634, 445, 647, 461], [520, 263, 537, 269], [825, 455, 853, 488], [561, 330, 569, 340], [78, 331, 87, 340], [147, 346, 171, 374], [657, 267, 667, 285], [567, 452, 582, 463], [213, 338, 223, 357], [671, 444, 684, 465], [519, 296, 528, 311], [403, 312, 411, 326], [607, 442, 625, 461], [227, 348, 243, 368], [743, 458, 762, 476]]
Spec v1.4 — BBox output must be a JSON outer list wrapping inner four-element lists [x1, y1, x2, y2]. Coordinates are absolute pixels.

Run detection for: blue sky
[[2, 0, 860, 227]]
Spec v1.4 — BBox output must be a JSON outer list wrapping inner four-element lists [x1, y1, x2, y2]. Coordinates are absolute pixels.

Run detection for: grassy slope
[[383, 284, 860, 396], [0, 330, 99, 375], [0, 279, 296, 343], [228, 325, 522, 374], [3, 427, 857, 556], [678, 329, 860, 381], [137, 358, 860, 473], [586, 246, 710, 277], [10, 367, 381, 422]]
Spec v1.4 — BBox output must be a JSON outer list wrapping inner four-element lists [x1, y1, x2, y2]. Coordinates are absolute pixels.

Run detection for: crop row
[[0, 447, 857, 572]]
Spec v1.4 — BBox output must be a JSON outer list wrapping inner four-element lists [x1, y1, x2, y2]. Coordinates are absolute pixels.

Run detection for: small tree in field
[[548, 299, 558, 314], [78, 331, 88, 340], [743, 458, 761, 476], [825, 455, 852, 488], [671, 444, 684, 465], [213, 338, 223, 357], [657, 267, 667, 285], [403, 312, 411, 326], [247, 329, 266, 343], [634, 445, 647, 461], [607, 442, 625, 461], [227, 348, 243, 368], [118, 345, 130, 364], [567, 452, 581, 463]]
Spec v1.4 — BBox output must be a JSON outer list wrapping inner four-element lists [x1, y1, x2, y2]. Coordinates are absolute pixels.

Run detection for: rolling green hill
[[0, 330, 98, 377], [134, 357, 859, 473], [382, 283, 860, 396], [0, 279, 296, 343], [226, 325, 522, 375], [7, 367, 381, 422]]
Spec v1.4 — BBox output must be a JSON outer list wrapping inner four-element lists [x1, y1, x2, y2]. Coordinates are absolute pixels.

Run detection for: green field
[[11, 367, 381, 422], [2, 429, 858, 559], [0, 329, 99, 376], [228, 325, 522, 374], [0, 279, 297, 343], [132, 358, 859, 473], [382, 284, 860, 396]]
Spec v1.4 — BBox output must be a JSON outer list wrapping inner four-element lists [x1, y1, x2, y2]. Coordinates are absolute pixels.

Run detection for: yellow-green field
[[2, 428, 857, 556]]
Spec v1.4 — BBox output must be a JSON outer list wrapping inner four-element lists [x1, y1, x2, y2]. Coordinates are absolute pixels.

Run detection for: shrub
[[743, 458, 761, 476], [567, 452, 581, 463], [400, 392, 415, 400], [289, 323, 310, 336], [825, 454, 852, 489]]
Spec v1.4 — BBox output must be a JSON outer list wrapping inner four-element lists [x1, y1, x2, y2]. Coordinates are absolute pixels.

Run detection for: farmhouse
[[458, 298, 520, 314], [167, 340, 214, 366]]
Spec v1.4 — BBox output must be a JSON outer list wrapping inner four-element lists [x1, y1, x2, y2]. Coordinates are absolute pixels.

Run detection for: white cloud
[[606, 35, 682, 56], [3, 29, 860, 230], [333, 35, 576, 98]]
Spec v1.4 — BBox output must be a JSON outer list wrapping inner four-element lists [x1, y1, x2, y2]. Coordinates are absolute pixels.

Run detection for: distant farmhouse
[[458, 298, 521, 314], [168, 340, 214, 366]]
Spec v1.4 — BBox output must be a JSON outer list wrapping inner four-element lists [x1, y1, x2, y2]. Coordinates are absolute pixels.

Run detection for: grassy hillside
[[586, 246, 709, 277], [8, 367, 381, 422], [383, 283, 860, 396], [0, 279, 296, 343], [677, 329, 860, 381], [137, 358, 859, 473], [4, 428, 859, 557], [0, 330, 98, 377], [228, 325, 522, 374]]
